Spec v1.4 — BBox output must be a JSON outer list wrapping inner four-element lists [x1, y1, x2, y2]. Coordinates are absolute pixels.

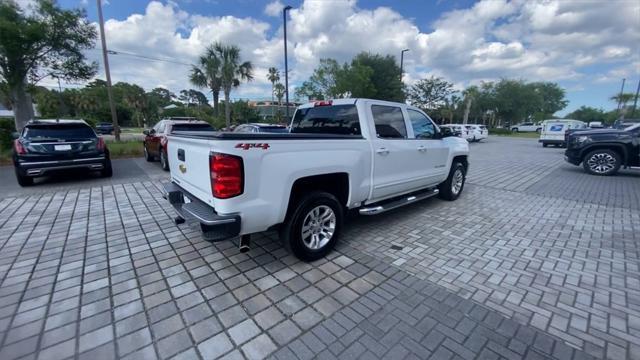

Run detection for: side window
[[407, 110, 436, 139], [371, 105, 407, 139], [157, 122, 166, 134]]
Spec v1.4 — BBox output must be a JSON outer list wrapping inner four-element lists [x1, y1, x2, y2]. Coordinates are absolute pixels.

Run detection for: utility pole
[[283, 5, 292, 120], [97, 0, 120, 141], [631, 79, 640, 118]]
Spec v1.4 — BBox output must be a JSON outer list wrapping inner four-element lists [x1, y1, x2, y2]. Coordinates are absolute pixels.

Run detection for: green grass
[[106, 140, 144, 158], [120, 127, 145, 134], [492, 131, 540, 139]]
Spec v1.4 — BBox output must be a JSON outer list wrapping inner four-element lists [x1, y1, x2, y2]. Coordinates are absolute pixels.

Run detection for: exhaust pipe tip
[[238, 235, 251, 253], [239, 245, 250, 253]]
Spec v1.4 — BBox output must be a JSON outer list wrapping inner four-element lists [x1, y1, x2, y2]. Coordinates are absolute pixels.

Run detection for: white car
[[163, 98, 470, 260], [465, 124, 489, 142], [440, 124, 473, 141], [511, 122, 542, 132], [539, 119, 587, 147]]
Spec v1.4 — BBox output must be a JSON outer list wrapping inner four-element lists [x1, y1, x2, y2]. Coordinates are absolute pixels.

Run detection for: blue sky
[[46, 1, 640, 115]]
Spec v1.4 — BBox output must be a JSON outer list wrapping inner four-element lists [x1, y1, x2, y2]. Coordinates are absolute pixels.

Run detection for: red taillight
[[14, 139, 27, 155], [96, 137, 106, 151], [210, 153, 243, 199], [313, 100, 333, 107]]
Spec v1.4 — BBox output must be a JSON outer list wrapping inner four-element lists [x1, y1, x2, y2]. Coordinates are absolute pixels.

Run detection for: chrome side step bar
[[359, 188, 439, 215]]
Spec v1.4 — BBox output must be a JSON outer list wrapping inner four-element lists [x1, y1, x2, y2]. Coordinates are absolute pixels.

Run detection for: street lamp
[[283, 5, 293, 119], [400, 49, 410, 80]]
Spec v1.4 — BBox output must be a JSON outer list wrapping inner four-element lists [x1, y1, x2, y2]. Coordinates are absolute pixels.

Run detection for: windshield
[[259, 126, 289, 133], [23, 124, 96, 141]]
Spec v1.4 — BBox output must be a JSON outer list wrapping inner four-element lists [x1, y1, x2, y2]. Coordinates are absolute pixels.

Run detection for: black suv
[[13, 120, 112, 186], [564, 123, 640, 175]]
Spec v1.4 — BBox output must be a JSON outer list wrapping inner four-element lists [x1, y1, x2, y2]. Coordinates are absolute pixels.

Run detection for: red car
[[143, 118, 214, 170]]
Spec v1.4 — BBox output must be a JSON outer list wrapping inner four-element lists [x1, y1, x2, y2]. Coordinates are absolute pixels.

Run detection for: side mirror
[[11, 132, 20, 139], [438, 127, 453, 138], [143, 129, 150, 136]]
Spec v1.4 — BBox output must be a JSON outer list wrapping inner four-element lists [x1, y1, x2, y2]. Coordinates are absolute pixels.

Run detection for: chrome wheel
[[587, 153, 616, 174], [451, 168, 464, 195], [301, 205, 336, 250]]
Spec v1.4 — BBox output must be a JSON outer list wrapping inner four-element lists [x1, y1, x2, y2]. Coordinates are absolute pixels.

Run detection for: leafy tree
[[179, 89, 208, 106], [214, 43, 253, 128], [461, 85, 479, 124], [610, 93, 635, 108], [0, 0, 97, 130], [565, 106, 607, 123], [349, 52, 404, 102], [407, 76, 456, 112], [230, 100, 261, 124], [190, 44, 222, 115], [148, 87, 175, 108], [274, 83, 285, 106], [267, 67, 280, 104], [295, 59, 341, 101], [530, 82, 568, 119], [334, 62, 375, 98]]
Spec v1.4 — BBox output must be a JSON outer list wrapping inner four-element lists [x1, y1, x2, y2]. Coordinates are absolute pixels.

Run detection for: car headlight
[[576, 135, 589, 143]]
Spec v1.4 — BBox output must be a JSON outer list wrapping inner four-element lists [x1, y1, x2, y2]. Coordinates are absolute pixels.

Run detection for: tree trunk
[[10, 78, 35, 131], [224, 90, 231, 129], [462, 97, 472, 124], [212, 90, 220, 117]]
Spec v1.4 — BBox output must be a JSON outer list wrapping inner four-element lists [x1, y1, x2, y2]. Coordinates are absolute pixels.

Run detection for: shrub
[[0, 118, 16, 150], [489, 128, 512, 135]]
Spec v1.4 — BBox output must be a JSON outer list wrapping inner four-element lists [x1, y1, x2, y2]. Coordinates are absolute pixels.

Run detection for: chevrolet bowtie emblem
[[179, 164, 187, 173]]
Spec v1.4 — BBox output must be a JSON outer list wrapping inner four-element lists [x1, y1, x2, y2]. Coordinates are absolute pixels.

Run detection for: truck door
[[406, 109, 449, 186], [369, 104, 427, 201]]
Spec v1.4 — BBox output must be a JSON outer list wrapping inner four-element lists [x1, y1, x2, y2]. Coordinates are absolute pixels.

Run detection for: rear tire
[[279, 191, 343, 262], [542, 143, 548, 148], [144, 144, 153, 162], [15, 170, 33, 187], [582, 149, 621, 176], [101, 159, 113, 178], [438, 162, 466, 201], [160, 149, 169, 171]]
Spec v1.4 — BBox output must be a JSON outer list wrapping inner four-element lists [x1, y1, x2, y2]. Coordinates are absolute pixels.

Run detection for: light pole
[[400, 48, 410, 80], [283, 5, 292, 120]]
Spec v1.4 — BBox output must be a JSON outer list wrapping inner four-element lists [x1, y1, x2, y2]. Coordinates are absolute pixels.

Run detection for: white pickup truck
[[163, 98, 469, 260]]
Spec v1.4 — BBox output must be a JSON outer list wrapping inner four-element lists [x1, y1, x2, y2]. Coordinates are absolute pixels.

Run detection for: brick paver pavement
[[0, 137, 637, 359]]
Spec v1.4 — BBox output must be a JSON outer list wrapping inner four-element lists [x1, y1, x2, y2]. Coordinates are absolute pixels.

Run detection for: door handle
[[417, 145, 427, 152], [376, 147, 389, 155]]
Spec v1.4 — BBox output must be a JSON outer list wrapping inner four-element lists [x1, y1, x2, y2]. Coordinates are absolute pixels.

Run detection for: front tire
[[542, 143, 548, 148], [583, 149, 621, 176], [438, 162, 466, 201], [101, 159, 113, 178], [280, 192, 343, 261]]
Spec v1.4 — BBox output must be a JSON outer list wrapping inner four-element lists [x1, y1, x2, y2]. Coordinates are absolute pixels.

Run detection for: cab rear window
[[291, 105, 360, 135], [23, 124, 96, 140], [171, 123, 214, 132]]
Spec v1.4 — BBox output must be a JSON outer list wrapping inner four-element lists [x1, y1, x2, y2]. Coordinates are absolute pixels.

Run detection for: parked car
[[95, 122, 114, 135], [510, 122, 542, 133], [565, 123, 640, 175], [588, 121, 604, 128], [465, 124, 488, 142], [539, 119, 587, 147], [234, 123, 289, 133], [143, 118, 214, 171], [440, 124, 472, 141], [162, 98, 469, 261], [12, 119, 112, 186]]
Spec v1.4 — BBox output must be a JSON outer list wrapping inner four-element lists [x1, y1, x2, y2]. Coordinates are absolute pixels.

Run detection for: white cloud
[[45, 0, 637, 106], [264, 0, 284, 17]]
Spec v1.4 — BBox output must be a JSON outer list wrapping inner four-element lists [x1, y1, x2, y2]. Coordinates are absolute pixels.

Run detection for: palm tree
[[214, 43, 254, 128], [267, 67, 280, 105], [190, 45, 222, 116], [461, 86, 479, 124]]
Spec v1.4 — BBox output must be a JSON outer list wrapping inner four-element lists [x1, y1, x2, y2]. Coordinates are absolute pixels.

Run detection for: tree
[[190, 44, 222, 115], [565, 106, 607, 123], [407, 76, 456, 112], [274, 83, 285, 106], [461, 86, 479, 124], [334, 61, 375, 98], [349, 52, 404, 102], [610, 93, 635, 113], [148, 87, 175, 107], [267, 67, 280, 104], [179, 89, 208, 106], [295, 59, 341, 101], [0, 0, 97, 130], [531, 82, 568, 119], [214, 43, 253, 128]]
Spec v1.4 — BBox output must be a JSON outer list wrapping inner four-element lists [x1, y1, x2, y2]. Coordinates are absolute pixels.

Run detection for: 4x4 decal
[[235, 143, 270, 150]]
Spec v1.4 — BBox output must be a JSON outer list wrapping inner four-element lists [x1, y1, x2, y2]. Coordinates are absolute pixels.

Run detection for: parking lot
[[0, 136, 637, 359]]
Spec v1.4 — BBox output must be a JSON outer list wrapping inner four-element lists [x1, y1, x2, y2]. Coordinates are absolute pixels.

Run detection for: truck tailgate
[[167, 136, 215, 206]]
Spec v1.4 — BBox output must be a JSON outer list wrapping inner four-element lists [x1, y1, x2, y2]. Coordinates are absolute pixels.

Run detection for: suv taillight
[[210, 153, 243, 199], [14, 139, 27, 155], [96, 137, 106, 151]]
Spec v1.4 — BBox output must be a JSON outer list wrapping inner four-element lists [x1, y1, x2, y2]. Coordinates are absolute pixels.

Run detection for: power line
[[88, 48, 193, 67]]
